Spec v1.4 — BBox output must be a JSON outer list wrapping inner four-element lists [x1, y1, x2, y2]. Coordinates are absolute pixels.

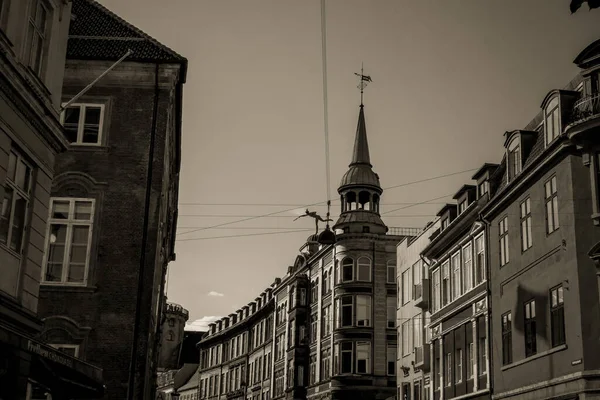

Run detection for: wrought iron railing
[[414, 346, 424, 364], [568, 93, 600, 126], [387, 227, 422, 237]]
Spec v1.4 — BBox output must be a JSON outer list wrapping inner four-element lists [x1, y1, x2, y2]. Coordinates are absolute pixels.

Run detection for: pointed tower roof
[[350, 105, 371, 167], [338, 105, 382, 191]]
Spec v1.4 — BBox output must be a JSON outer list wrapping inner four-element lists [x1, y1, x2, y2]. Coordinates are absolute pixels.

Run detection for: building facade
[[0, 0, 106, 398], [197, 283, 276, 400], [158, 302, 190, 371], [194, 102, 419, 400], [34, 1, 187, 399], [480, 37, 600, 400], [395, 219, 441, 400]]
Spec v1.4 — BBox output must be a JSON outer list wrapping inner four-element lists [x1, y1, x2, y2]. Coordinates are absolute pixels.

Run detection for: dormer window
[[441, 218, 449, 231], [507, 136, 521, 181], [544, 97, 560, 146], [458, 200, 468, 214], [478, 181, 488, 198]]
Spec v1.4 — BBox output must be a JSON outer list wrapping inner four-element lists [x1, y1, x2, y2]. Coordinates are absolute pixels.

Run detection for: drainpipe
[[127, 62, 161, 400], [478, 212, 493, 395]]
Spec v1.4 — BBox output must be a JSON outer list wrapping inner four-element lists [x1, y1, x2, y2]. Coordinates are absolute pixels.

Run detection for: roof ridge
[[82, 0, 186, 62]]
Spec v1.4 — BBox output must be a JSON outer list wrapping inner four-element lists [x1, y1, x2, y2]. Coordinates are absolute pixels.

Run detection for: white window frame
[[432, 268, 441, 312], [451, 251, 461, 301], [544, 97, 560, 146], [1, 149, 33, 255], [462, 243, 473, 292], [356, 295, 372, 327], [401, 269, 410, 305], [60, 103, 106, 146], [26, 0, 50, 77], [49, 343, 79, 358], [387, 260, 396, 284], [402, 320, 412, 356], [474, 233, 486, 283], [499, 216, 509, 266], [356, 256, 371, 282], [386, 296, 396, 328], [456, 348, 463, 383], [355, 341, 371, 374], [520, 197, 533, 251], [545, 176, 559, 234], [41, 197, 95, 286]]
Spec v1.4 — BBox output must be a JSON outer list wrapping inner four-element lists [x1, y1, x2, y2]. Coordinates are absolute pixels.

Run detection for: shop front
[[0, 323, 104, 399]]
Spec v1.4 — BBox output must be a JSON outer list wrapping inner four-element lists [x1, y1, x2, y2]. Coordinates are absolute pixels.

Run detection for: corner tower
[[333, 104, 388, 235], [157, 302, 189, 371]]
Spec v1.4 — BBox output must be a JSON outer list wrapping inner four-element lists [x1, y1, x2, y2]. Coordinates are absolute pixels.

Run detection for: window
[[458, 199, 467, 214], [479, 337, 487, 375], [499, 216, 509, 266], [402, 269, 410, 304], [413, 315, 422, 352], [520, 198, 532, 251], [445, 353, 452, 386], [474, 234, 485, 284], [432, 269, 441, 312], [42, 198, 95, 285], [507, 137, 521, 180], [412, 260, 422, 299], [49, 344, 79, 358], [402, 320, 412, 356], [356, 295, 371, 326], [387, 297, 395, 328], [321, 305, 331, 337], [310, 314, 317, 343], [320, 347, 331, 380], [274, 370, 285, 396], [451, 252, 461, 300], [356, 341, 370, 374], [311, 279, 319, 303], [462, 244, 472, 292], [357, 257, 371, 281], [322, 269, 331, 294], [342, 258, 353, 282], [478, 181, 488, 198], [545, 97, 560, 145], [387, 260, 396, 284], [340, 342, 353, 373], [524, 299, 537, 357], [442, 261, 450, 305], [168, 318, 175, 327], [26, 379, 52, 400], [545, 176, 559, 234], [414, 381, 422, 400], [1, 150, 32, 253], [550, 285, 566, 347], [455, 349, 462, 383], [387, 344, 396, 375], [275, 334, 285, 361], [26, 0, 49, 77], [501, 312, 512, 365], [441, 218, 449, 230], [61, 104, 105, 145], [467, 342, 474, 378]]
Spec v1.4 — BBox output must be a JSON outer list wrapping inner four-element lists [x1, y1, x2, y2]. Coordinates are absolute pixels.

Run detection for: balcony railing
[[387, 227, 422, 237], [568, 93, 600, 127]]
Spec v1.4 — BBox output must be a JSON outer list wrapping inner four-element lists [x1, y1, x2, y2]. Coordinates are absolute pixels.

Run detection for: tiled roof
[[68, 0, 187, 68]]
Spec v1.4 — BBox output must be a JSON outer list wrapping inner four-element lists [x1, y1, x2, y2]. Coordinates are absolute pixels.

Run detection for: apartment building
[[396, 219, 441, 400], [0, 0, 105, 398], [481, 36, 600, 400]]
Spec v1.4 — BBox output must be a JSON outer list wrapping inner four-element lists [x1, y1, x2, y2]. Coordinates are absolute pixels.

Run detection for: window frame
[[507, 136, 522, 181], [341, 257, 354, 282], [41, 197, 95, 286], [26, 0, 50, 78], [402, 269, 411, 305], [355, 341, 371, 374], [544, 97, 560, 146], [501, 312, 512, 365], [451, 251, 461, 301], [60, 102, 106, 146], [386, 343, 396, 376], [550, 284, 566, 347], [499, 216, 509, 266], [356, 256, 371, 282], [524, 299, 537, 357], [355, 295, 372, 327], [462, 243, 472, 293], [455, 348, 463, 383], [1, 149, 33, 255], [402, 320, 412, 356], [431, 268, 441, 312], [545, 176, 559, 234], [520, 197, 533, 251], [49, 343, 79, 358], [387, 260, 396, 284], [386, 296, 396, 329], [474, 233, 486, 284], [445, 352, 452, 387]]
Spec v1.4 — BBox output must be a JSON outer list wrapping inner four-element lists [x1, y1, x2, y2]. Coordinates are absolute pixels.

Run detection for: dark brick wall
[[37, 67, 179, 400]]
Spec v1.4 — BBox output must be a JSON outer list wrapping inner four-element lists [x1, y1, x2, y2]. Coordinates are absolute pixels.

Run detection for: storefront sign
[[27, 340, 74, 368]]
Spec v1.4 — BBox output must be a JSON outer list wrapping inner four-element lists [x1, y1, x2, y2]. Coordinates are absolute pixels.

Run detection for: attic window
[[458, 199, 468, 214], [478, 181, 488, 198], [441, 218, 449, 231], [544, 97, 560, 146], [507, 136, 521, 181]]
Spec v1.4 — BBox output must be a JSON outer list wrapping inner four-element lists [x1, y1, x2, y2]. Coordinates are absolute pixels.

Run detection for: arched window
[[358, 191, 371, 210], [545, 97, 560, 146], [341, 258, 354, 282], [357, 257, 371, 282], [346, 192, 357, 211], [507, 136, 521, 181], [373, 194, 380, 213]]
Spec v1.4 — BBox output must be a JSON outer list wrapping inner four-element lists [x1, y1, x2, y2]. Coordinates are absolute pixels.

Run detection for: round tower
[[157, 302, 189, 371]]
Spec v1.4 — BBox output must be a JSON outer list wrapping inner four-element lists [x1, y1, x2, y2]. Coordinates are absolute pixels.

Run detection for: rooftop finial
[[354, 63, 372, 107]]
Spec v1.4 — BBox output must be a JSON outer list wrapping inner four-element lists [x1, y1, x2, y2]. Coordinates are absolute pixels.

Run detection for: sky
[[97, 0, 600, 326]]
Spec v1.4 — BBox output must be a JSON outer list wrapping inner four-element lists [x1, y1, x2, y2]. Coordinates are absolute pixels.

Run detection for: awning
[[26, 338, 105, 398]]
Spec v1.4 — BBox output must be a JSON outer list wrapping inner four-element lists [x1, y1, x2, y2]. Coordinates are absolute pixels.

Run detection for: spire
[[350, 105, 371, 167]]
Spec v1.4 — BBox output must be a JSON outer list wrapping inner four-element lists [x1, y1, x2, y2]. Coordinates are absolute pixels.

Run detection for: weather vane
[[294, 209, 333, 235], [354, 63, 372, 106]]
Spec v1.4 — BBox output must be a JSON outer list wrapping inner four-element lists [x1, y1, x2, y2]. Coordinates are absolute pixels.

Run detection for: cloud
[[185, 315, 221, 332], [207, 291, 225, 297]]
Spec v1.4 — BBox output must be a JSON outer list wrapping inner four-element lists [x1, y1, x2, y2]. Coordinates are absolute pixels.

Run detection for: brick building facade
[[34, 1, 187, 399]]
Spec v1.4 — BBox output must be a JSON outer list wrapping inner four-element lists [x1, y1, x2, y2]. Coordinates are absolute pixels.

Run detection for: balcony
[[413, 279, 429, 309], [565, 93, 600, 145], [413, 344, 430, 372]]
